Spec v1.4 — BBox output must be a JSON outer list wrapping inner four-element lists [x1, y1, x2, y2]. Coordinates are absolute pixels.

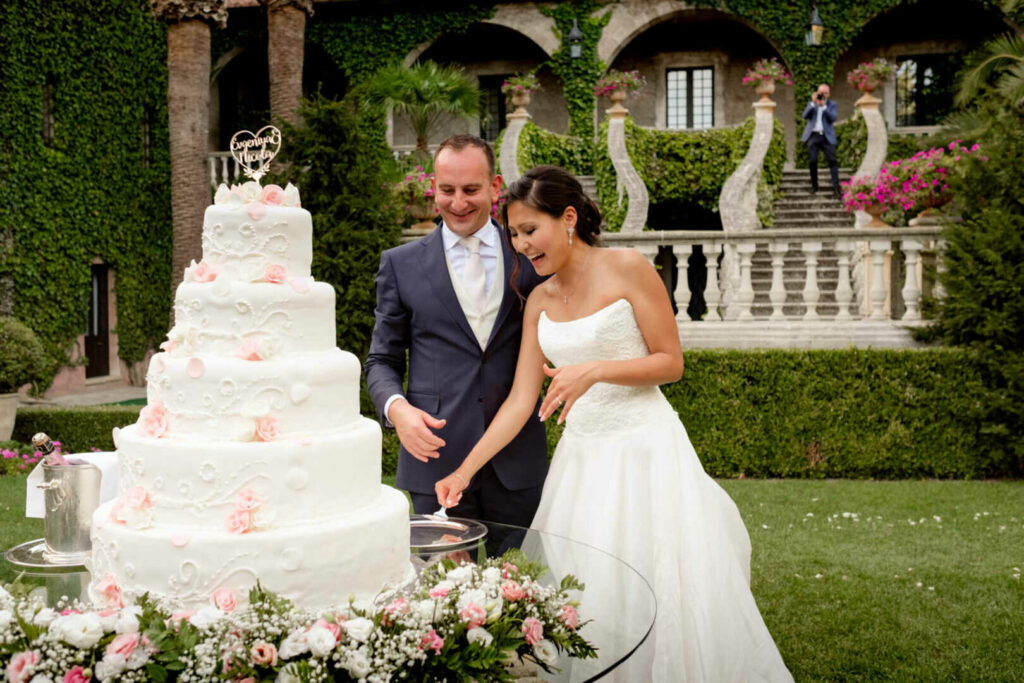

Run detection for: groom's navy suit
[[364, 221, 548, 525]]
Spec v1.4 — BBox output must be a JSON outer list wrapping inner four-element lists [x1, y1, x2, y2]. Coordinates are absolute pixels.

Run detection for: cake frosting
[[88, 180, 413, 610]]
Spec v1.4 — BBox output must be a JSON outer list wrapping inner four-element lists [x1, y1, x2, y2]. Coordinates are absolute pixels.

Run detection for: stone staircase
[[750, 168, 856, 316]]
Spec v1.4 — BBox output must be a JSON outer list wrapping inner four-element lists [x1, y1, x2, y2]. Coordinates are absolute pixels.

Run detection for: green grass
[[1, 476, 1021, 680]]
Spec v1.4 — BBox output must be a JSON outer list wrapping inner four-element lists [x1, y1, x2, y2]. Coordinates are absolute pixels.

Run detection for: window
[[895, 54, 960, 127], [667, 67, 714, 130], [478, 74, 511, 142], [42, 76, 55, 146], [141, 108, 153, 168]]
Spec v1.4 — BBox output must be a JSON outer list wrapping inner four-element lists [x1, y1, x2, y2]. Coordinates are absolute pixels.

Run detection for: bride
[[435, 165, 792, 682]]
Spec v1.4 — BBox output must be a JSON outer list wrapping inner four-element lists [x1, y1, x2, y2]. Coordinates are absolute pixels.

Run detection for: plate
[[5, 538, 88, 571], [409, 515, 488, 552]]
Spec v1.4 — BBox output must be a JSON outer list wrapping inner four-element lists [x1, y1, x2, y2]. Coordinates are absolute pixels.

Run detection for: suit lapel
[[417, 227, 478, 346]]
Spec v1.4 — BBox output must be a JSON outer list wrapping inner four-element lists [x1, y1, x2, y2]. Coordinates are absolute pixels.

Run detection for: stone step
[[774, 208, 852, 220], [781, 168, 854, 178], [770, 218, 855, 229], [774, 198, 850, 209]]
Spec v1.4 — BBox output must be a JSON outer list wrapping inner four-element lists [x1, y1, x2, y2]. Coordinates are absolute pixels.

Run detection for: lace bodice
[[538, 298, 676, 437]]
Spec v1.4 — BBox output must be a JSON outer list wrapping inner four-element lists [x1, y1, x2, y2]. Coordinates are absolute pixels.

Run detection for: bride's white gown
[[531, 298, 792, 682]]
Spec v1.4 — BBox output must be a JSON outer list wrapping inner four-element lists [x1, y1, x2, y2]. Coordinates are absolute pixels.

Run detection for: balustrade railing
[[207, 151, 243, 188]]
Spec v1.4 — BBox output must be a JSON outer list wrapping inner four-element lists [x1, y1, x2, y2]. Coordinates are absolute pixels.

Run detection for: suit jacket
[[364, 221, 549, 495], [801, 99, 838, 145]]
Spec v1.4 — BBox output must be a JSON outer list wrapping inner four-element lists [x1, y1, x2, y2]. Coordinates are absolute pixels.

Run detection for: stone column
[[605, 95, 649, 233], [499, 93, 531, 186], [719, 95, 776, 319], [151, 0, 227, 309], [851, 92, 887, 316], [263, 0, 314, 127]]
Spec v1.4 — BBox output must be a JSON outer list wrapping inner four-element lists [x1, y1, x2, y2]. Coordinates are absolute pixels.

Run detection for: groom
[[364, 134, 548, 526]]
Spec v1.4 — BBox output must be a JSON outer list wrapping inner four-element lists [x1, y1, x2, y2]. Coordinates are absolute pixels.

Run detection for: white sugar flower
[[466, 626, 494, 646], [32, 607, 57, 627], [278, 629, 309, 659], [52, 612, 104, 649], [344, 648, 371, 679], [533, 639, 558, 666], [94, 653, 127, 681], [120, 507, 154, 531], [282, 183, 301, 207], [189, 606, 225, 629], [214, 184, 231, 205], [446, 565, 474, 584], [306, 625, 336, 658], [343, 617, 374, 643], [481, 567, 502, 586], [240, 181, 262, 203]]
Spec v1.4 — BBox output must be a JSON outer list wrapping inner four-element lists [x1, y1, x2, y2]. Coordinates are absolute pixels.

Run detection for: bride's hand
[[539, 362, 598, 424], [435, 472, 468, 508]]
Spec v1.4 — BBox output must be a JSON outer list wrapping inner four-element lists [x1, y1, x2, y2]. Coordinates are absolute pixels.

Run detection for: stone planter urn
[[863, 203, 888, 228], [754, 80, 776, 102], [0, 392, 18, 441], [405, 199, 437, 231], [510, 90, 531, 114]]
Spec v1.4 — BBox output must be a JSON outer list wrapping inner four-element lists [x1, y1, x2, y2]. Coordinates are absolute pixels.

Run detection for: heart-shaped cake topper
[[229, 125, 282, 181]]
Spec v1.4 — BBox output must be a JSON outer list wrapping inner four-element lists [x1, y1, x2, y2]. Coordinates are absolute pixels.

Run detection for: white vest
[[446, 244, 504, 349]]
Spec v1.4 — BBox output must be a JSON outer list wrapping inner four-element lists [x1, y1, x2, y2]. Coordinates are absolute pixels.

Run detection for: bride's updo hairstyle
[[502, 165, 602, 298]]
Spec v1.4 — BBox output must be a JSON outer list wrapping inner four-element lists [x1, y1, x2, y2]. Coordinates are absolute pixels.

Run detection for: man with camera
[[801, 84, 841, 200]]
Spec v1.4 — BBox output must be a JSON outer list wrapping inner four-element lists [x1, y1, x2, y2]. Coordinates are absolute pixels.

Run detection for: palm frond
[[955, 33, 1024, 106]]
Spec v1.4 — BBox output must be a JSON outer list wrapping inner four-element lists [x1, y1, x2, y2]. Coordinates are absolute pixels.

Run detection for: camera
[[816, 93, 825, 101]]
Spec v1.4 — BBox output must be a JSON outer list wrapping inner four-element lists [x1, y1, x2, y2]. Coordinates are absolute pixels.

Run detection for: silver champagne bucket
[[36, 462, 102, 562]]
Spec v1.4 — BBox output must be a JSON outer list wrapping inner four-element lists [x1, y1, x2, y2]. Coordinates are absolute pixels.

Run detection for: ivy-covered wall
[[0, 0, 171, 386]]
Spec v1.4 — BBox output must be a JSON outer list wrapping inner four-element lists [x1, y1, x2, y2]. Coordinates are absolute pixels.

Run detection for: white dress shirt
[[812, 102, 825, 134]]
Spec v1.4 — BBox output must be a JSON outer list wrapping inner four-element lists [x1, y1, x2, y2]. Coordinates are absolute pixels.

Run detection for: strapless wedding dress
[[533, 298, 792, 682]]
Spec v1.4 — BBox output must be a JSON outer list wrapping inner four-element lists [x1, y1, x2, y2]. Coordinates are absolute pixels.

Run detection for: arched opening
[[303, 42, 348, 102], [211, 45, 270, 151]]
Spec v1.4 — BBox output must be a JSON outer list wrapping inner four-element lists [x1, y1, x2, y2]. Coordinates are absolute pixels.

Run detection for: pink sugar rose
[[192, 260, 218, 283], [5, 651, 40, 683], [419, 628, 444, 655], [254, 417, 279, 442], [264, 264, 287, 284], [559, 604, 579, 631], [125, 486, 152, 510], [106, 632, 140, 659], [95, 574, 123, 608], [139, 402, 169, 439], [62, 665, 90, 683], [226, 509, 253, 534], [262, 184, 285, 205], [212, 587, 238, 612], [459, 603, 487, 630], [246, 202, 266, 221], [236, 337, 263, 361], [501, 580, 525, 602], [108, 499, 125, 524], [250, 641, 278, 666], [521, 617, 543, 645], [235, 487, 261, 512]]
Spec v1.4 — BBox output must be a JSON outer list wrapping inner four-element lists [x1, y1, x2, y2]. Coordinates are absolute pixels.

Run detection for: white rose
[[282, 183, 301, 207], [414, 599, 438, 623], [533, 639, 558, 666], [446, 566, 474, 584], [240, 181, 262, 203], [278, 629, 309, 659], [466, 627, 494, 646], [32, 607, 57, 627], [481, 567, 502, 586], [115, 605, 142, 634], [188, 606, 225, 629], [275, 664, 302, 683], [0, 609, 12, 630], [94, 653, 127, 681], [457, 588, 487, 612], [343, 617, 374, 643], [344, 649, 372, 679], [306, 626, 336, 658], [55, 613, 105, 649], [214, 184, 231, 205]]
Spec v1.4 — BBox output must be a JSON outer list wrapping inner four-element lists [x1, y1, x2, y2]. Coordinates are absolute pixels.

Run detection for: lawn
[[2, 476, 1021, 680]]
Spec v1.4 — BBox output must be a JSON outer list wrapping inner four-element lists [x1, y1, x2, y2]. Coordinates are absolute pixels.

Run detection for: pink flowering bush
[[1, 445, 46, 476], [742, 57, 793, 88], [846, 58, 894, 93], [594, 69, 647, 97]]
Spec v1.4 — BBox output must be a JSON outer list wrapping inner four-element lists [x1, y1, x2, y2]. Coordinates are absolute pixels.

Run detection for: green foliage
[[12, 405, 141, 452], [0, 318, 49, 394], [271, 95, 404, 361], [594, 117, 785, 231], [515, 122, 592, 176], [0, 0, 172, 389]]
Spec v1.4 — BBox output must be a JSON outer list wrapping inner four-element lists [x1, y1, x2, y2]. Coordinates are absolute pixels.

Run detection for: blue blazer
[[364, 222, 549, 495], [801, 99, 838, 146]]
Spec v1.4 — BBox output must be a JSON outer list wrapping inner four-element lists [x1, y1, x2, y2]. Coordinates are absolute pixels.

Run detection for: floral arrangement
[[841, 140, 984, 213], [501, 72, 540, 97], [0, 551, 595, 682], [389, 167, 434, 208], [741, 57, 793, 88], [594, 69, 647, 97], [846, 59, 894, 93]]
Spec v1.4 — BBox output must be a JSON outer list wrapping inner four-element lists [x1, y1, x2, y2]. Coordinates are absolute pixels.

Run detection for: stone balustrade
[[207, 151, 242, 188]]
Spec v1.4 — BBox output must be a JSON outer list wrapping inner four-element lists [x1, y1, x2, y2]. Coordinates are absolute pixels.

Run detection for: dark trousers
[[807, 132, 839, 192], [408, 460, 544, 528]]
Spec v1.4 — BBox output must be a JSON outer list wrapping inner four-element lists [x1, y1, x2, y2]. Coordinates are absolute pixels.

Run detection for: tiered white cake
[[88, 181, 413, 610]]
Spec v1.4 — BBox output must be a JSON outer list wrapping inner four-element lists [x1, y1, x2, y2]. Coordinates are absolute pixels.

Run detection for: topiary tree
[[0, 317, 49, 395]]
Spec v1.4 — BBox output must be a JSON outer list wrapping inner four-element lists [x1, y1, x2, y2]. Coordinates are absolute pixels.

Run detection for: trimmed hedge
[[14, 348, 1010, 479]]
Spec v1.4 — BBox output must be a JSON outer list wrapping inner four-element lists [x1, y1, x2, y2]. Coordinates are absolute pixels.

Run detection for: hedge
[[12, 405, 141, 454]]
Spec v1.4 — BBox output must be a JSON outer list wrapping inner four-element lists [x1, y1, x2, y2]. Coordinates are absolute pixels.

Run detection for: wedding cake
[[88, 180, 413, 610]]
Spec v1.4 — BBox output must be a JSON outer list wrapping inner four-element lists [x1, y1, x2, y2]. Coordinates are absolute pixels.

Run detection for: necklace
[[554, 248, 592, 305]]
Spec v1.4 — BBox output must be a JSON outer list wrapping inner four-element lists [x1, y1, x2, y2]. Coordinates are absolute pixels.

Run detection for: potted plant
[[0, 317, 49, 440], [741, 57, 792, 101], [389, 166, 436, 230], [501, 71, 540, 111], [594, 69, 647, 106], [846, 58, 894, 94]]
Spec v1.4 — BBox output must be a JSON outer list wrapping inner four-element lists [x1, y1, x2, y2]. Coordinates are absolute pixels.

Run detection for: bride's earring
[[568, 227, 575, 246]]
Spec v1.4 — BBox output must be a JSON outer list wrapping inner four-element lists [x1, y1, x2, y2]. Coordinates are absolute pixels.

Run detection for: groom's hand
[[389, 399, 446, 462]]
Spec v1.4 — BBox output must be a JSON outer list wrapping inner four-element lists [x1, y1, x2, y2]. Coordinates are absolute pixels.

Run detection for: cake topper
[[229, 125, 282, 182]]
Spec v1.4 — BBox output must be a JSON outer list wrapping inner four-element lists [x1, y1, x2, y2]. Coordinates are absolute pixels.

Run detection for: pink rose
[[459, 603, 486, 630], [250, 641, 278, 666], [502, 580, 525, 602], [246, 202, 266, 221], [95, 574, 123, 608], [212, 587, 238, 612], [264, 264, 287, 284], [522, 617, 543, 645], [125, 486, 152, 510], [559, 604, 579, 630], [428, 585, 450, 599], [106, 632, 140, 659], [236, 338, 263, 361], [5, 651, 40, 683], [226, 509, 252, 534], [254, 417, 279, 442], [192, 261, 218, 283], [313, 618, 342, 643], [139, 402, 169, 439], [62, 665, 90, 683], [419, 628, 444, 655], [262, 184, 285, 205], [235, 488, 261, 512]]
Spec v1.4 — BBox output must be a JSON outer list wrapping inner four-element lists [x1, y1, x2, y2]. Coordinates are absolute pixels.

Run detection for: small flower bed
[[741, 57, 792, 88], [388, 167, 434, 208], [0, 550, 596, 681], [0, 443, 50, 475], [594, 69, 646, 97], [501, 72, 540, 98], [846, 58, 894, 93]]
